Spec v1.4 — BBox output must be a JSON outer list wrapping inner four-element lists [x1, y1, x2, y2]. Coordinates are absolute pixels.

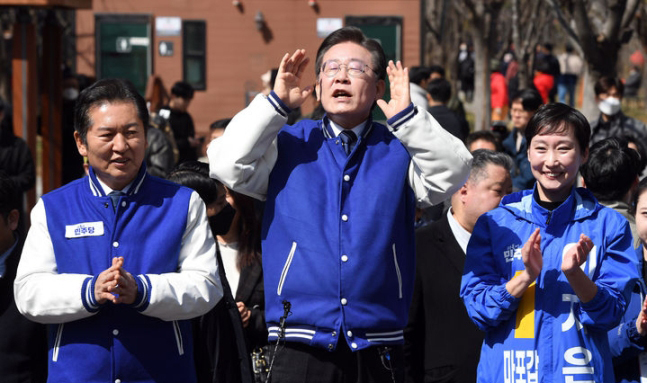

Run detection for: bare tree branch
[[621, 0, 641, 30], [603, 0, 628, 40], [544, 0, 583, 50]]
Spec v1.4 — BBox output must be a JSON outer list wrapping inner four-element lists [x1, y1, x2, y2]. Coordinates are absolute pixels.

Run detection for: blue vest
[[41, 166, 197, 383], [262, 118, 416, 351]]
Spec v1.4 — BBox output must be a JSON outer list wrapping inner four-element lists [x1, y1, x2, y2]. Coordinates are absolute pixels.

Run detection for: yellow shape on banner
[[514, 270, 536, 339]]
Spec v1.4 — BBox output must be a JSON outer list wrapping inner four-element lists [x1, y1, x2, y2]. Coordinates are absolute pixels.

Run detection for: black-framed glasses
[[321, 59, 374, 78]]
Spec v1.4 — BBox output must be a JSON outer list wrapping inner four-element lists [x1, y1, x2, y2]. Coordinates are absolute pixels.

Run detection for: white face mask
[[63, 87, 79, 101], [598, 97, 621, 116]]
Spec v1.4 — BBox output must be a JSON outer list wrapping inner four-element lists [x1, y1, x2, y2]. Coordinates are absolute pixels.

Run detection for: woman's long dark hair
[[228, 189, 262, 269]]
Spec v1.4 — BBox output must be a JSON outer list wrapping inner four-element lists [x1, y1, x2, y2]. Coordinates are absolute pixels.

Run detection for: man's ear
[[315, 78, 321, 102], [376, 79, 386, 101], [459, 183, 469, 203], [7, 209, 19, 232], [74, 131, 88, 157]]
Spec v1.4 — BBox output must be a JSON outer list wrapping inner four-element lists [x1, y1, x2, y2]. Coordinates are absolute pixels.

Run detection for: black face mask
[[209, 204, 236, 235]]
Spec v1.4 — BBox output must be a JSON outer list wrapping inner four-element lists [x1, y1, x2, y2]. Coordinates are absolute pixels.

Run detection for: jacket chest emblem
[[65, 221, 105, 238]]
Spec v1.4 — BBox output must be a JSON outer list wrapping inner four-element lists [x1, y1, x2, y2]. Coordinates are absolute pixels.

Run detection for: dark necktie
[[108, 190, 124, 212], [339, 130, 358, 156]]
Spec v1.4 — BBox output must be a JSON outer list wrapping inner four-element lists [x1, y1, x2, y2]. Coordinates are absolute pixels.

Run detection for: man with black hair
[[159, 81, 200, 163], [540, 43, 560, 102], [502, 88, 543, 191], [429, 65, 467, 124], [465, 131, 499, 152], [405, 149, 512, 383], [0, 98, 35, 234], [209, 26, 471, 382], [426, 78, 468, 141], [408, 66, 433, 111], [581, 137, 641, 246], [0, 173, 47, 383], [14, 78, 222, 383], [590, 76, 647, 145]]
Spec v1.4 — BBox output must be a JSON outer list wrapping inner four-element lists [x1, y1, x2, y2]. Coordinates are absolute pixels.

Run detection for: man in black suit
[[0, 174, 47, 382], [426, 78, 469, 142], [404, 150, 513, 383]]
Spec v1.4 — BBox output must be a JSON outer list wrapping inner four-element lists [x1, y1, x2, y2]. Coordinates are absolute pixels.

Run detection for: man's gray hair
[[468, 149, 514, 184]]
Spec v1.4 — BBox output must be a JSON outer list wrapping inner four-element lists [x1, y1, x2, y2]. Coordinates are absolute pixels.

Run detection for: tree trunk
[[472, 30, 491, 131]]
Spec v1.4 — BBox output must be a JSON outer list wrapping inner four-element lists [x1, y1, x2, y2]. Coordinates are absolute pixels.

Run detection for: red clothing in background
[[533, 73, 554, 103], [490, 72, 508, 109]]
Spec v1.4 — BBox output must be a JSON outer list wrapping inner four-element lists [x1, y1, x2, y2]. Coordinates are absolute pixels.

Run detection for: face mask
[[598, 97, 621, 116], [209, 204, 236, 235], [63, 87, 79, 101]]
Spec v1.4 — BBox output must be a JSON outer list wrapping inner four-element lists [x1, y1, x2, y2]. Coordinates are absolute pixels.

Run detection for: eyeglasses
[[321, 59, 374, 78]]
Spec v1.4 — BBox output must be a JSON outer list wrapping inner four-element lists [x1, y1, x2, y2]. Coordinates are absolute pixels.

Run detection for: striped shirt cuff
[[130, 274, 151, 312], [267, 91, 291, 118], [81, 276, 101, 313], [387, 103, 416, 131]]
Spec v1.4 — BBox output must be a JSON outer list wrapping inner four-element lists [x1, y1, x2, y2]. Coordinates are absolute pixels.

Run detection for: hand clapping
[[94, 257, 138, 305]]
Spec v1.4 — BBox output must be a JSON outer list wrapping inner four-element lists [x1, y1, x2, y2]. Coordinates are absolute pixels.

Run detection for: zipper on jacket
[[52, 323, 64, 362], [277, 242, 297, 296], [172, 321, 184, 355], [392, 244, 403, 299], [545, 211, 552, 225]]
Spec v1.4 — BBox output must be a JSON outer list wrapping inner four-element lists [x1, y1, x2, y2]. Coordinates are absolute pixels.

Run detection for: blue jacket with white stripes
[[31, 166, 211, 383], [263, 111, 417, 351]]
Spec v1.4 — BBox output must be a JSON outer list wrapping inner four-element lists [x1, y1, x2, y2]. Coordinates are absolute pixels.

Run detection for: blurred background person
[[581, 137, 641, 247], [409, 66, 433, 111], [168, 161, 257, 383], [590, 76, 647, 145], [159, 81, 201, 164], [0, 173, 47, 383], [0, 98, 35, 234], [427, 78, 469, 141], [608, 177, 647, 383], [466, 131, 499, 152], [502, 88, 543, 191], [490, 59, 508, 122], [557, 44, 583, 107]]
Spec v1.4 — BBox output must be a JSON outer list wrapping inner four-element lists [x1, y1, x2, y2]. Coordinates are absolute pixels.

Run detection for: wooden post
[[40, 13, 63, 193], [11, 10, 38, 218]]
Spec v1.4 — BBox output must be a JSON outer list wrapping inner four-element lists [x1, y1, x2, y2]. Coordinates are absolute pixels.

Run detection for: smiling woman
[[461, 103, 639, 383]]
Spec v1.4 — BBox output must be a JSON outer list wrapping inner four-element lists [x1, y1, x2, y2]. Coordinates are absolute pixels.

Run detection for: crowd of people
[[2, 26, 647, 383]]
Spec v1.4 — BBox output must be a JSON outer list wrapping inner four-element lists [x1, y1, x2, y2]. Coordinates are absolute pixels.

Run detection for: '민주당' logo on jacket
[[41, 165, 198, 383], [263, 116, 417, 351], [461, 187, 639, 383]]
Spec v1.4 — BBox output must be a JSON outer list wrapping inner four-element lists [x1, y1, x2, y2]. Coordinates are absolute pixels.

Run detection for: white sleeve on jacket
[[14, 200, 94, 324], [141, 191, 222, 321], [391, 105, 473, 207], [207, 93, 286, 200]]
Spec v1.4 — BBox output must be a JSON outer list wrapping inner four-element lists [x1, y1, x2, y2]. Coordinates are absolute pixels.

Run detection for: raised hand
[[636, 294, 647, 336], [376, 60, 411, 120], [522, 228, 543, 281], [561, 234, 593, 275], [273, 49, 314, 110], [237, 301, 251, 328]]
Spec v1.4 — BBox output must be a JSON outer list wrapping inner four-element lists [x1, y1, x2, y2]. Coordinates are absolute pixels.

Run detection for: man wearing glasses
[[209, 27, 471, 383]]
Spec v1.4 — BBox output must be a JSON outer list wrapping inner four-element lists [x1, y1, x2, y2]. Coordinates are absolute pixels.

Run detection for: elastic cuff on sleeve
[[130, 274, 151, 312], [387, 103, 416, 131], [497, 284, 522, 310], [267, 91, 292, 118], [81, 276, 101, 313]]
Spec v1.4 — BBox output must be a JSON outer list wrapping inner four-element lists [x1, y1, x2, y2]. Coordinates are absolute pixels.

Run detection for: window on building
[[183, 20, 206, 90]]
